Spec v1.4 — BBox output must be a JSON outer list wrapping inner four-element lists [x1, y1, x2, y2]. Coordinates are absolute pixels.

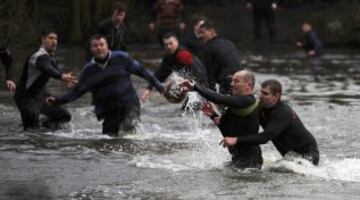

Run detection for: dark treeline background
[[1, 0, 360, 75]]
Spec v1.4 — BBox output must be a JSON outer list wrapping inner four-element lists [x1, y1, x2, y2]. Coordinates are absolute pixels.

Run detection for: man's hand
[[295, 41, 303, 48], [46, 96, 56, 106], [149, 22, 156, 31], [141, 89, 151, 102], [219, 137, 238, 147], [246, 2, 252, 10], [179, 22, 186, 31], [201, 102, 215, 117], [61, 72, 77, 88], [272, 3, 277, 10], [307, 50, 316, 57], [6, 80, 16, 92], [179, 80, 194, 92]]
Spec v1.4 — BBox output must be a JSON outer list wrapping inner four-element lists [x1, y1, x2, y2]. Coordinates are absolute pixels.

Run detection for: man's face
[[260, 86, 279, 108], [112, 10, 126, 26], [90, 38, 109, 59], [231, 72, 250, 95], [163, 37, 179, 54], [194, 21, 204, 38], [199, 27, 213, 43], [42, 33, 58, 52], [302, 23, 311, 32]]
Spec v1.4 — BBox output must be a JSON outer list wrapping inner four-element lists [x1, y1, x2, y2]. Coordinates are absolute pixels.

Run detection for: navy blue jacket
[[55, 51, 164, 119]]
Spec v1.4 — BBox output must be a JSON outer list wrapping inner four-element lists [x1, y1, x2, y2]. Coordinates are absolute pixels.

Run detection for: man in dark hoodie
[[198, 20, 242, 95], [14, 29, 77, 131], [47, 34, 164, 137]]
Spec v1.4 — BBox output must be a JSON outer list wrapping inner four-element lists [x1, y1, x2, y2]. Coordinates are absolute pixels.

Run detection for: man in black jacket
[[0, 40, 16, 92], [14, 29, 77, 130], [246, 0, 277, 41], [96, 1, 127, 51], [180, 70, 263, 169], [198, 20, 242, 95], [221, 79, 320, 165]]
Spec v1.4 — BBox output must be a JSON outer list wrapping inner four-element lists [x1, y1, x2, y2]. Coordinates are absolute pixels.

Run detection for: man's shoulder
[[111, 50, 130, 59], [98, 18, 112, 28]]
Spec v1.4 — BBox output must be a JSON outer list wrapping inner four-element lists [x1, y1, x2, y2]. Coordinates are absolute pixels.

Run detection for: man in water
[[296, 22, 324, 74], [198, 20, 242, 95], [14, 29, 77, 131], [140, 32, 207, 103], [221, 79, 320, 165], [181, 70, 263, 169], [47, 34, 164, 137], [0, 40, 16, 92]]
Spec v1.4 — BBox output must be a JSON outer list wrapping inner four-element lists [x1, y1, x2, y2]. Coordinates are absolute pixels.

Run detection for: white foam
[[263, 153, 360, 182]]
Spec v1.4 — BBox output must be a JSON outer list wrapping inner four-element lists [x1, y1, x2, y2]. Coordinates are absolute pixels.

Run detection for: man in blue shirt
[[47, 34, 164, 137]]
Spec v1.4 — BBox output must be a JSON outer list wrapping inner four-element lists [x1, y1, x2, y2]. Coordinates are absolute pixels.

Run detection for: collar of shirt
[[91, 51, 112, 69]]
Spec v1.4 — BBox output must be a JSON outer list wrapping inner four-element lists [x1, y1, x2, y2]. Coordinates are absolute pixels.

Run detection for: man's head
[[111, 1, 126, 26], [231, 70, 255, 96], [260, 79, 282, 108], [89, 34, 109, 59], [162, 32, 179, 54], [191, 15, 206, 38], [199, 20, 217, 43], [41, 29, 58, 53], [302, 22, 312, 33]]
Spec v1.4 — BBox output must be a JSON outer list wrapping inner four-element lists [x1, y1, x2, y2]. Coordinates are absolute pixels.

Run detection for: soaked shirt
[[55, 51, 164, 119], [237, 101, 319, 157], [194, 85, 263, 168]]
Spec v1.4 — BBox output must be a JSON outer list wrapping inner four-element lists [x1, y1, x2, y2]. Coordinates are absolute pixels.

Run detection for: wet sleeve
[[129, 58, 165, 93], [36, 55, 62, 79], [194, 84, 254, 108], [0, 47, 13, 80], [54, 72, 89, 105], [236, 107, 292, 145]]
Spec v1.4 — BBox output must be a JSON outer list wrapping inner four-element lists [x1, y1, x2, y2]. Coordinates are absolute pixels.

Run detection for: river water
[[1, 47, 360, 200]]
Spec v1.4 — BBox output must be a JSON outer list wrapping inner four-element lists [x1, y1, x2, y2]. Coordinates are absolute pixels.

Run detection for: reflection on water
[[1, 49, 360, 199]]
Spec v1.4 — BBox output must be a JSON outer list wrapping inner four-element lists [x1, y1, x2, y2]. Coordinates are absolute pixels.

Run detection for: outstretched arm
[[193, 84, 255, 109]]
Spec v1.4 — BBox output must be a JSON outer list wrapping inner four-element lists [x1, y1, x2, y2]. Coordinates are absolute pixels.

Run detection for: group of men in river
[[0, 0, 321, 169]]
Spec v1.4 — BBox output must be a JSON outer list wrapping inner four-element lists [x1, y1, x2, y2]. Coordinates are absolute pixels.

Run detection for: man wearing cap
[[141, 32, 208, 102]]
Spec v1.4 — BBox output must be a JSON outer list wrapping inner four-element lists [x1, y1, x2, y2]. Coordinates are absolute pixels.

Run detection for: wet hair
[[89, 34, 108, 44], [199, 20, 216, 31], [261, 79, 282, 96], [162, 32, 178, 40], [40, 28, 58, 38], [112, 1, 127, 13]]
